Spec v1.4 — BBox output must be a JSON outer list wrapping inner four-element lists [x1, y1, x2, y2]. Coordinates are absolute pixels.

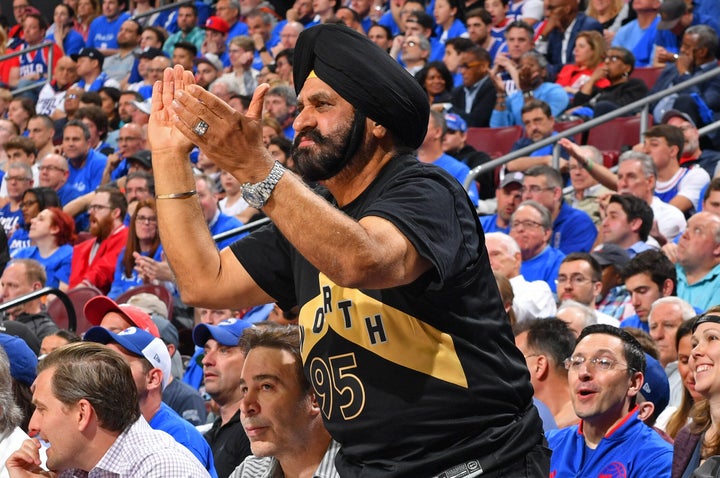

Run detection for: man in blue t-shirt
[[86, 0, 132, 55]]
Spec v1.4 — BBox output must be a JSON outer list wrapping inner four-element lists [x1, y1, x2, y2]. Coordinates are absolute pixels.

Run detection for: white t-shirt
[[651, 196, 687, 242], [655, 166, 710, 211], [510, 274, 557, 322]]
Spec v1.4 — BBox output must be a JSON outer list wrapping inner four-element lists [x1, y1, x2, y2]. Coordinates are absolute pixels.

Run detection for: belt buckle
[[436, 459, 484, 478]]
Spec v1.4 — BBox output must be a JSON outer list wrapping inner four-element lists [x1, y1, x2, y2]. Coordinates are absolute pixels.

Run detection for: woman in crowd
[[39, 329, 81, 357], [99, 86, 121, 132], [74, 0, 99, 41], [6, 98, 34, 135], [673, 308, 720, 477], [12, 207, 76, 290], [108, 199, 162, 299], [586, 0, 630, 44], [556, 31, 609, 98], [262, 117, 283, 146], [433, 0, 467, 43], [218, 170, 257, 224], [224, 36, 259, 96], [46, 3, 85, 55], [568, 46, 648, 118], [415, 61, 454, 106], [666, 317, 701, 439], [8, 188, 61, 254]]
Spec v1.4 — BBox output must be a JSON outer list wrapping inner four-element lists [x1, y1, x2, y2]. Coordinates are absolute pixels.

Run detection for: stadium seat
[[585, 116, 647, 154], [47, 286, 102, 334], [466, 126, 523, 158], [631, 67, 664, 90], [555, 119, 584, 144]]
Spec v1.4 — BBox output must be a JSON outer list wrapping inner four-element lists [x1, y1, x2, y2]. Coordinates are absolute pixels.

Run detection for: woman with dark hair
[[7, 187, 61, 254], [74, 0, 99, 41], [415, 61, 454, 105], [666, 317, 701, 439], [568, 46, 648, 118], [12, 207, 76, 290], [46, 3, 85, 55], [99, 86, 121, 131], [433, 0, 467, 43], [108, 199, 162, 299]]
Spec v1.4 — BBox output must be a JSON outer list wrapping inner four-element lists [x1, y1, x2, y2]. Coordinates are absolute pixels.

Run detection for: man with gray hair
[[647, 296, 696, 409], [263, 84, 297, 139], [37, 154, 82, 206], [556, 299, 598, 337], [485, 232, 556, 322], [675, 211, 720, 311], [509, 200, 566, 292]]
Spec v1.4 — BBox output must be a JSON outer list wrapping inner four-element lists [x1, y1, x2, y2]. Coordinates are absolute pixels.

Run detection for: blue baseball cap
[[444, 112, 467, 133], [641, 353, 670, 414], [84, 326, 172, 390], [193, 318, 252, 348], [0, 333, 38, 386]]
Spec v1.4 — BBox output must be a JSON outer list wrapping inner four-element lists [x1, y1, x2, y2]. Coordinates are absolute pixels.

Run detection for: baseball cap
[[84, 296, 160, 337], [194, 53, 224, 72], [85, 326, 171, 389], [661, 109, 696, 128], [132, 99, 152, 115], [127, 150, 152, 170], [500, 171, 524, 189], [444, 113, 467, 133], [138, 47, 166, 60], [71, 47, 104, 68], [590, 243, 631, 270], [657, 0, 687, 30], [150, 317, 179, 349], [640, 353, 670, 414], [127, 292, 168, 319], [193, 318, 252, 347], [203, 16, 230, 34], [0, 333, 38, 386], [0, 320, 41, 355]]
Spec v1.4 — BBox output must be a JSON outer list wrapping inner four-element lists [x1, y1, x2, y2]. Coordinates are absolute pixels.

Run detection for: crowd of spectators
[[0, 0, 718, 475]]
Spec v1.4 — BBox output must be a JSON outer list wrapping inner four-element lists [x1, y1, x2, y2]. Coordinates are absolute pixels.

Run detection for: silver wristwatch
[[241, 161, 286, 209]]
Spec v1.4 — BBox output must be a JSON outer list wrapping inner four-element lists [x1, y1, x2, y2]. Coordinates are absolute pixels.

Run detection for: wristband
[[156, 190, 197, 200]]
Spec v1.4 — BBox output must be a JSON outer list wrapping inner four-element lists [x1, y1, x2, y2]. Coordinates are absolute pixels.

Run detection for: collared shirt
[[58, 417, 211, 478], [229, 440, 341, 478], [676, 262, 720, 311], [464, 76, 488, 115]]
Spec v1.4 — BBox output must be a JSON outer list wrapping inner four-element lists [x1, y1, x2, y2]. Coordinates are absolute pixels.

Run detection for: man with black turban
[[148, 24, 549, 478]]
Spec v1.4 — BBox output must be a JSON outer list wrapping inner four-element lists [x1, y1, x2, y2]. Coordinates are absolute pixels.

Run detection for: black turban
[[293, 24, 430, 150]]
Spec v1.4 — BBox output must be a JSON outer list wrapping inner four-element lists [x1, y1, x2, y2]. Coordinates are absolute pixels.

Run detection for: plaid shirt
[[59, 417, 211, 478], [597, 285, 632, 321], [229, 440, 340, 478]]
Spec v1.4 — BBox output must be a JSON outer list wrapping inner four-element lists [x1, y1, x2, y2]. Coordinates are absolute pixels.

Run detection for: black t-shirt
[[232, 155, 542, 477], [204, 410, 251, 478]]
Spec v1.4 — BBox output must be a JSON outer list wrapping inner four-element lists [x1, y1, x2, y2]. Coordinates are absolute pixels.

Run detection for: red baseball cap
[[84, 296, 160, 337], [203, 16, 230, 34]]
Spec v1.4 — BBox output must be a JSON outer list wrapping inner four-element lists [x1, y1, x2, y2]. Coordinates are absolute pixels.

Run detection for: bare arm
[[558, 138, 618, 190]]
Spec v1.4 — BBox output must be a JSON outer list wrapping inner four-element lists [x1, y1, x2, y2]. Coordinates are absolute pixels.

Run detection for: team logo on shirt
[[598, 462, 627, 478]]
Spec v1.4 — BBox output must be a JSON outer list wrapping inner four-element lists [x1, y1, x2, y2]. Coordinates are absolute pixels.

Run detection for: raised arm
[[558, 138, 618, 191]]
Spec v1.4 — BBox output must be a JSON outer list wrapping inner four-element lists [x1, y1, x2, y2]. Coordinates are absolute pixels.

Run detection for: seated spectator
[[547, 325, 673, 476], [490, 51, 568, 127], [36, 56, 79, 117], [570, 46, 648, 118], [13, 207, 75, 290], [662, 109, 720, 178], [223, 36, 259, 97], [675, 211, 720, 311], [522, 164, 598, 254], [509, 200, 566, 292], [415, 61, 454, 106], [555, 30, 609, 100], [480, 172, 524, 233], [651, 26, 720, 135], [218, 170, 256, 225], [1, 163, 34, 238], [417, 111, 480, 205], [85, 0, 131, 56], [664, 317, 700, 440], [564, 146, 612, 227], [442, 113, 495, 200], [39, 328, 80, 357], [556, 299, 598, 336], [601, 193, 656, 257], [1, 135, 37, 199], [591, 243, 632, 321], [514, 318, 578, 428], [485, 232, 557, 322], [434, 0, 467, 44], [84, 325, 217, 476], [37, 154, 83, 207], [108, 199, 163, 299], [611, 0, 661, 67], [464, 8, 498, 59], [0, 259, 59, 341], [72, 47, 121, 90], [163, 4, 205, 56], [449, 45, 496, 127], [8, 187, 61, 254], [653, 0, 693, 66], [69, 185, 129, 293], [620, 249, 676, 333], [62, 120, 108, 195], [586, 0, 630, 44], [557, 252, 620, 326]]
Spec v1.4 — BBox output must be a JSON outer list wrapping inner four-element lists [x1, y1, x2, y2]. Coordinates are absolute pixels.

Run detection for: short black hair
[[608, 193, 654, 242], [561, 252, 602, 282], [513, 318, 576, 373], [577, 324, 646, 376], [620, 250, 676, 294]]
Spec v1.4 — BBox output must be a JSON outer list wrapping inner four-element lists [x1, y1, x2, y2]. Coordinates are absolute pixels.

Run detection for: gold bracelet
[[155, 190, 198, 200]]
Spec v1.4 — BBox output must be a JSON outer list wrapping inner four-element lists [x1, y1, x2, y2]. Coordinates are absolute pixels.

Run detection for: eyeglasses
[[403, 40, 418, 47], [38, 165, 67, 173], [67, 94, 79, 100], [510, 220, 544, 230], [20, 199, 38, 208], [519, 185, 555, 194], [136, 215, 157, 224], [604, 55, 622, 63], [5, 176, 31, 182], [458, 61, 483, 70], [556, 274, 594, 287], [118, 136, 141, 142], [564, 356, 632, 373], [88, 204, 112, 212]]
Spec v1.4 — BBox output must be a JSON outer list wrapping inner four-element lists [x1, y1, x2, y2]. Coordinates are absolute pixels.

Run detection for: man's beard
[[291, 111, 366, 182], [90, 213, 114, 240]]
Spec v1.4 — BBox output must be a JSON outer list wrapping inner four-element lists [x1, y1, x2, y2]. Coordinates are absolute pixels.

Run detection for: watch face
[[242, 185, 266, 208]]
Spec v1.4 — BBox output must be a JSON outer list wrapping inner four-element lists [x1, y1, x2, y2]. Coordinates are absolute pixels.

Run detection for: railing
[[212, 216, 272, 243], [464, 65, 720, 189], [0, 287, 76, 331], [131, 0, 192, 20], [3, 41, 56, 96]]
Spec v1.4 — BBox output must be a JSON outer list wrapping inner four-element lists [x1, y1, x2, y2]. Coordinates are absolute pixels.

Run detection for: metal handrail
[[0, 287, 76, 332], [212, 217, 272, 243], [2, 41, 56, 96], [131, 0, 192, 20], [464, 65, 720, 189]]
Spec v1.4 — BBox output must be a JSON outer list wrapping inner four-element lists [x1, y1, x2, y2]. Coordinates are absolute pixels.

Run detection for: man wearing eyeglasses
[[557, 252, 620, 327], [449, 44, 496, 127], [37, 154, 82, 206], [69, 185, 129, 292], [546, 324, 672, 477], [0, 162, 33, 237]]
